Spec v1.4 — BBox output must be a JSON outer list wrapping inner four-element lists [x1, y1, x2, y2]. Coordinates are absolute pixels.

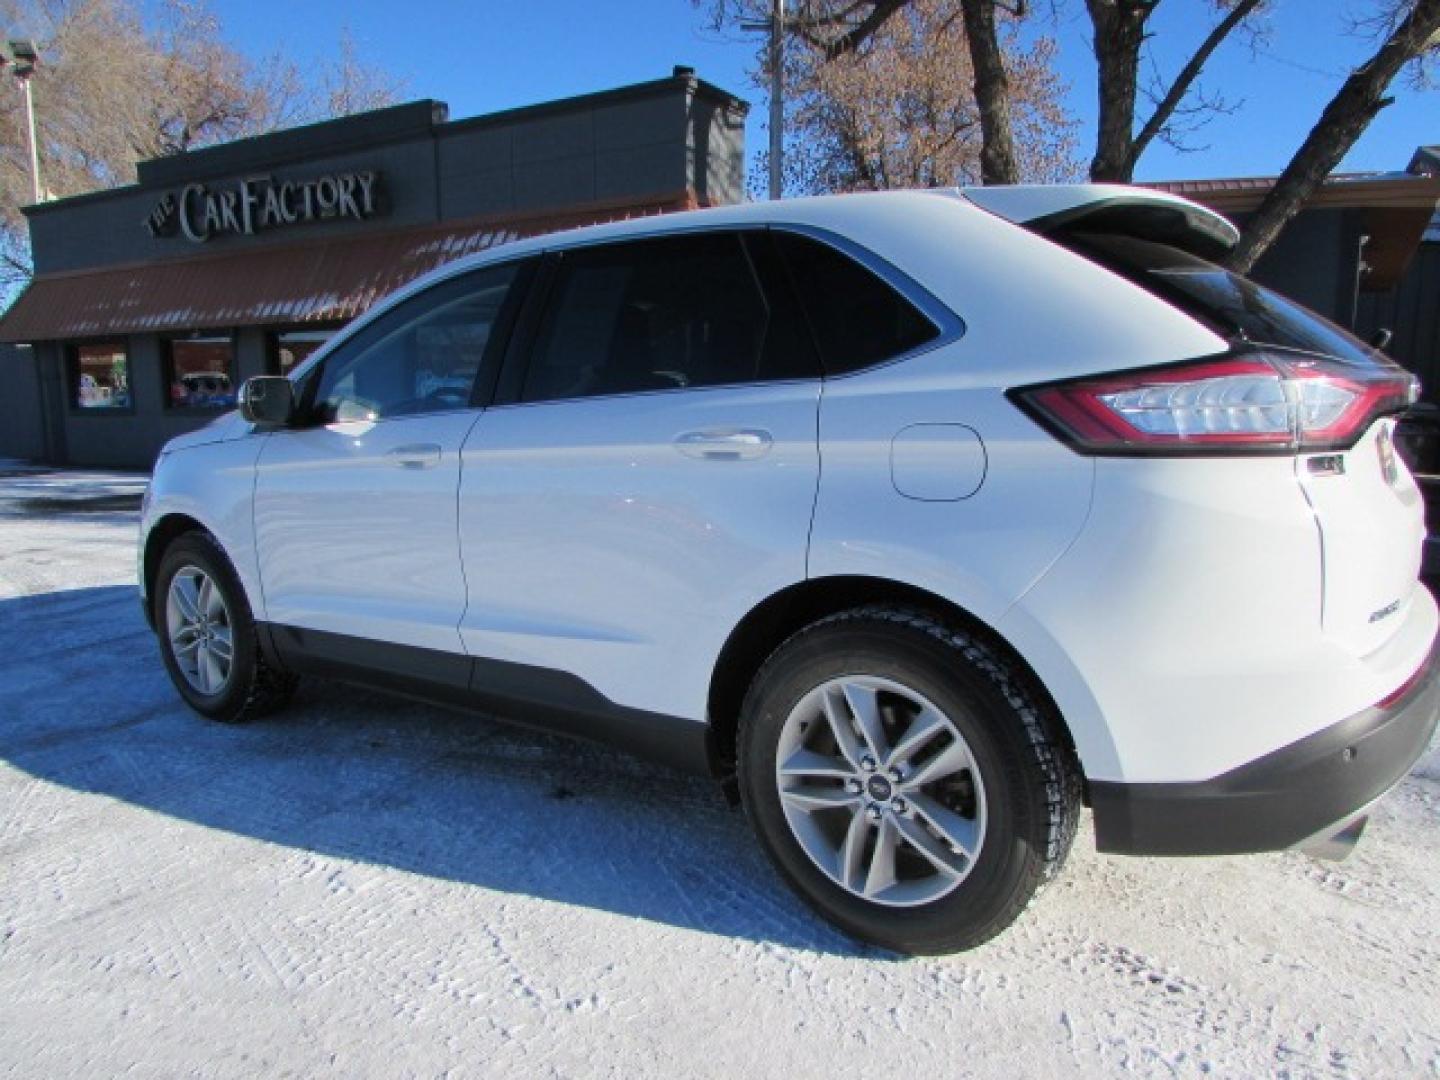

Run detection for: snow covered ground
[[2, 466, 1438, 1078]]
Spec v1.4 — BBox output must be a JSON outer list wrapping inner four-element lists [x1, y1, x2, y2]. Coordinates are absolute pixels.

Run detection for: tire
[[153, 531, 298, 723], [738, 606, 1081, 955]]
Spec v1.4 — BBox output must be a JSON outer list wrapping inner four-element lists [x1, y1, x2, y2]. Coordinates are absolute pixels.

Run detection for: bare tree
[[709, 1, 1270, 188], [1086, 0, 1267, 182], [705, 0, 1076, 194], [0, 0, 407, 293], [315, 27, 408, 119], [1228, 0, 1440, 271]]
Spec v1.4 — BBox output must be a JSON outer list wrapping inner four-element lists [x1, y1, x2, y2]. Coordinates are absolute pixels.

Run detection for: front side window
[[272, 329, 335, 376], [165, 335, 237, 410], [71, 342, 130, 410], [313, 263, 520, 423], [521, 232, 811, 404]]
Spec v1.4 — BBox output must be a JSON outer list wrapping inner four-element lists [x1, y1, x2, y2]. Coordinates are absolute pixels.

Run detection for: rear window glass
[[521, 231, 816, 404], [773, 231, 939, 375], [1061, 232, 1388, 370]]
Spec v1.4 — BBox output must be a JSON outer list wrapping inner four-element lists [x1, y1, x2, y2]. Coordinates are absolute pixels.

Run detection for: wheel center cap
[[866, 775, 893, 801]]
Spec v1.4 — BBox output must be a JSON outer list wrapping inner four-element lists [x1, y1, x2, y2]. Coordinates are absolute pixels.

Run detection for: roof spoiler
[[960, 184, 1240, 262]]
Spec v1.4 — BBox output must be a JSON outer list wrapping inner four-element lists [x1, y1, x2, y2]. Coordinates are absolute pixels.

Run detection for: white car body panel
[[139, 433, 266, 612], [457, 381, 820, 721], [808, 351, 1096, 630], [1298, 419, 1427, 658], [999, 443, 1435, 783], [251, 411, 483, 652]]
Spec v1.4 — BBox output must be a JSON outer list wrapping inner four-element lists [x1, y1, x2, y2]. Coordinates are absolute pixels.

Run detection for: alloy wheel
[[165, 566, 234, 695], [774, 675, 988, 907]]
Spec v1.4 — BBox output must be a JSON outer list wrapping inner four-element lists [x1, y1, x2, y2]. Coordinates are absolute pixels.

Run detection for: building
[[0, 69, 747, 468]]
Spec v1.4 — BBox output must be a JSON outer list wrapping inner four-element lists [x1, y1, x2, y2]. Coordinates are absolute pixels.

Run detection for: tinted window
[[69, 342, 130, 410], [271, 329, 335, 376], [165, 335, 236, 410], [314, 263, 519, 422], [773, 231, 939, 375], [521, 232, 815, 404], [1063, 232, 1389, 370]]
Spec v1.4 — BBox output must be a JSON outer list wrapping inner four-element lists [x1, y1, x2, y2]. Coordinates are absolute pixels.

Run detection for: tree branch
[[1227, 0, 1440, 273], [1130, 0, 1264, 168], [820, 0, 911, 58]]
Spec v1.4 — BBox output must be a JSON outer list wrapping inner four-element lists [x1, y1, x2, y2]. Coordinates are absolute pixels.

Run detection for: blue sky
[[206, 0, 1435, 184]]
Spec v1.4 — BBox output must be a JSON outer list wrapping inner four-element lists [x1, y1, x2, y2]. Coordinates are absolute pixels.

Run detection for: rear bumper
[[1090, 643, 1440, 856]]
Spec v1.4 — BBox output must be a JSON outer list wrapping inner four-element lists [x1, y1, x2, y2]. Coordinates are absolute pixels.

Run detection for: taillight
[[1010, 350, 1417, 456]]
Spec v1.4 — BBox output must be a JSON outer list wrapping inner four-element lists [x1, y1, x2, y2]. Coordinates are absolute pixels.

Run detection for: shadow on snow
[[0, 584, 878, 958]]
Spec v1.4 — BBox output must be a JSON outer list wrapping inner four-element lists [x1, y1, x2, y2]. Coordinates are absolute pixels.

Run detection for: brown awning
[[0, 194, 694, 342], [1147, 172, 1440, 215]]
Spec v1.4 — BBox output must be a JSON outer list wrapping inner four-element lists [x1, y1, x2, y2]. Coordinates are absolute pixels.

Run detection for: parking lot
[[2, 466, 1439, 1078]]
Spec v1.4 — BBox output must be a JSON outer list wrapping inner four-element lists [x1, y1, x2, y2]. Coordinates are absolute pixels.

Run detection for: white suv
[[140, 187, 1439, 954]]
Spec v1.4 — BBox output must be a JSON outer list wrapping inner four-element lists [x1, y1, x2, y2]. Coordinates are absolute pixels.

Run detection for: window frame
[[161, 330, 239, 414], [492, 227, 823, 409], [66, 338, 134, 416], [295, 257, 536, 427]]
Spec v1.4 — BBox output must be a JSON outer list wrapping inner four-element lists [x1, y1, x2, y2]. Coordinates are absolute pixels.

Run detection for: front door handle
[[674, 428, 774, 461], [387, 443, 443, 469]]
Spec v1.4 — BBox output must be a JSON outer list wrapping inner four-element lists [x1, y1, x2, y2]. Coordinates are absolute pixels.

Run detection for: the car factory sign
[[145, 170, 383, 243]]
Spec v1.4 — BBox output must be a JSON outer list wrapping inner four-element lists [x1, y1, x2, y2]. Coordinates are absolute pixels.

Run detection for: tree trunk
[[1086, 0, 1154, 182], [1227, 0, 1440, 274], [960, 0, 1020, 184]]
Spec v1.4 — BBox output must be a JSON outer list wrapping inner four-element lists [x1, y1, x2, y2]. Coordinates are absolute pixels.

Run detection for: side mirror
[[239, 376, 296, 427], [1370, 328, 1393, 351]]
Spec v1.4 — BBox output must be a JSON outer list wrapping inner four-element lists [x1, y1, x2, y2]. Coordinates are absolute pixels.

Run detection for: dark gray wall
[[51, 328, 274, 470], [1358, 241, 1440, 401], [27, 136, 444, 276], [0, 345, 45, 462], [439, 93, 689, 219], [26, 75, 748, 277], [689, 93, 746, 207], [1241, 207, 1359, 324]]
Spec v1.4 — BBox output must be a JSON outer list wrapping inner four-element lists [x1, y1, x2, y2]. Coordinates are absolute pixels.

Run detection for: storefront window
[[71, 342, 131, 410], [166, 335, 237, 410], [272, 330, 335, 376]]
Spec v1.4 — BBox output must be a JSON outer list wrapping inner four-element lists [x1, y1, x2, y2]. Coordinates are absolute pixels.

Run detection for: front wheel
[[154, 532, 297, 723], [738, 607, 1080, 955]]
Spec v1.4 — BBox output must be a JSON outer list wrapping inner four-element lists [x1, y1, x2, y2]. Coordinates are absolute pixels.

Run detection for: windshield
[[1060, 231, 1390, 370]]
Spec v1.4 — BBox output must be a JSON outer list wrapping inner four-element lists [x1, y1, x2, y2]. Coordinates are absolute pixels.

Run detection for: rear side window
[[773, 231, 939, 375], [1061, 232, 1388, 370], [520, 232, 817, 404]]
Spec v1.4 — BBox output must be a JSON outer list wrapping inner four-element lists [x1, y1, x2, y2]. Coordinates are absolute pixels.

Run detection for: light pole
[[2, 38, 43, 204], [741, 0, 786, 200]]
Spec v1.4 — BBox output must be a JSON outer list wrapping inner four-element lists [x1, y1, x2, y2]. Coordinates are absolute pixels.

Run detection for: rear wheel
[[154, 532, 297, 723], [738, 606, 1080, 954]]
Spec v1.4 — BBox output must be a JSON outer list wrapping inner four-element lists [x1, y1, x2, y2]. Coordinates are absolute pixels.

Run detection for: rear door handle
[[387, 443, 443, 469], [674, 428, 774, 461]]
